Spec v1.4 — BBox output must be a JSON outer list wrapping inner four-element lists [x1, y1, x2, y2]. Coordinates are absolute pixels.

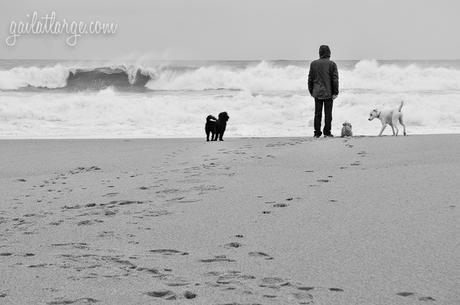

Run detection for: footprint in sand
[[224, 242, 243, 248], [183, 291, 197, 299], [396, 292, 436, 302], [28, 263, 48, 268], [291, 291, 314, 303], [146, 289, 197, 300], [69, 166, 101, 175], [396, 292, 414, 297], [52, 242, 88, 250], [47, 297, 99, 304], [205, 270, 255, 286], [149, 249, 189, 256], [199, 255, 235, 263], [249, 251, 273, 260], [102, 192, 118, 197], [259, 277, 290, 288], [115, 200, 144, 206], [262, 211, 271, 214], [77, 219, 103, 226], [317, 179, 330, 183], [273, 203, 288, 208], [145, 290, 177, 300], [419, 296, 436, 301], [62, 204, 82, 210], [136, 267, 161, 275], [350, 161, 360, 166], [297, 286, 315, 291]]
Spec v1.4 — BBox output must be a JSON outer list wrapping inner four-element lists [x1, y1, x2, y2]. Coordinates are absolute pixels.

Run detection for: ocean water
[[1, 59, 460, 139]]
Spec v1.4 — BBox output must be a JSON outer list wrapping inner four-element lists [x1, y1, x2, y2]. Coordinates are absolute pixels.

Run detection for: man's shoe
[[324, 134, 334, 138]]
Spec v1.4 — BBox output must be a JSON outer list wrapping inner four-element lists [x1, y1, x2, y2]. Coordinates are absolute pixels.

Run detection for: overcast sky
[[1, 0, 459, 60]]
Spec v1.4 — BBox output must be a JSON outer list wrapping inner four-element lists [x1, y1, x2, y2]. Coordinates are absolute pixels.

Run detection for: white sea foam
[[2, 59, 460, 92], [1, 60, 460, 138], [146, 59, 460, 92], [341, 60, 460, 92], [1, 84, 459, 139], [0, 64, 70, 90]]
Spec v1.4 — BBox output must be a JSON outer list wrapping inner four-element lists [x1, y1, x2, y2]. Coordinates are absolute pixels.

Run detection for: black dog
[[205, 115, 217, 141], [205, 112, 230, 141]]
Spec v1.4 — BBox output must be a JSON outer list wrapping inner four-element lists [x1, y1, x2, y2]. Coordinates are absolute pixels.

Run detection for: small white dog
[[368, 101, 407, 136], [341, 121, 353, 137]]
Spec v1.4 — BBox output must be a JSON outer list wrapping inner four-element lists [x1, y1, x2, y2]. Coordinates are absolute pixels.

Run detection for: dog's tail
[[398, 101, 404, 112]]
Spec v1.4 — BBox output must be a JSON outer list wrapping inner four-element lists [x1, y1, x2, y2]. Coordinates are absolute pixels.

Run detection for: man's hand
[[332, 95, 338, 100]]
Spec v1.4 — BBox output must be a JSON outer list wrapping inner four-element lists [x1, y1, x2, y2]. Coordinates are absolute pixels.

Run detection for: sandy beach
[[0, 135, 458, 305]]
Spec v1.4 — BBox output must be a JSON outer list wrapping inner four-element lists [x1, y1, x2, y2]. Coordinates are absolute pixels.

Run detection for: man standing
[[308, 45, 339, 138]]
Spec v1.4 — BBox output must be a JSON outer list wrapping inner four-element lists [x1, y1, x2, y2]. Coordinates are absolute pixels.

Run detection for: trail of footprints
[[4, 139, 437, 304]]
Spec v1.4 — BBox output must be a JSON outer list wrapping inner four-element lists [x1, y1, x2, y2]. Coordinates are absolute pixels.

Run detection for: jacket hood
[[319, 45, 331, 58]]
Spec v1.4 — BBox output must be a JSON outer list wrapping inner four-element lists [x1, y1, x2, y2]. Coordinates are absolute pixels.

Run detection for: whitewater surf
[[1, 59, 460, 138]]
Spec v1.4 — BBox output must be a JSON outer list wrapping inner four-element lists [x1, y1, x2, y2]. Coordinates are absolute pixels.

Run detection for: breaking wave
[[1, 59, 460, 138], [0, 64, 156, 91], [2, 60, 460, 92]]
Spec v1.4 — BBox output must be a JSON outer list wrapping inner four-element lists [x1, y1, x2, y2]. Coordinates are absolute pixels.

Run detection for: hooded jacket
[[308, 45, 339, 100]]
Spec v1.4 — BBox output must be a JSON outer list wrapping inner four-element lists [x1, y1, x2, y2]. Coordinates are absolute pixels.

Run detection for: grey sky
[[1, 0, 459, 60]]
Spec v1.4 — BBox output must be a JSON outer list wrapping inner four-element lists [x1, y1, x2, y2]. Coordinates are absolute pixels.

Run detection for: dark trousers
[[314, 98, 333, 136]]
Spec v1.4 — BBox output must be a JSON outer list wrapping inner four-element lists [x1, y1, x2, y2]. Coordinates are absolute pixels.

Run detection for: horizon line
[[1, 58, 460, 62]]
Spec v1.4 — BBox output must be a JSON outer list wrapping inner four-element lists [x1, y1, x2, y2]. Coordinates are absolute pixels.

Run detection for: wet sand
[[0, 135, 459, 305]]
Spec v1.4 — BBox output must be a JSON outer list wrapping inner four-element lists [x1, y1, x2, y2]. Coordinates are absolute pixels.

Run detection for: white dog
[[368, 101, 407, 136], [341, 121, 353, 137]]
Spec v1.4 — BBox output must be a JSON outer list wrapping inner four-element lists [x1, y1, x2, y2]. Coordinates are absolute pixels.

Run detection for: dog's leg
[[378, 123, 387, 136], [390, 124, 396, 136], [393, 121, 399, 136], [399, 114, 407, 136]]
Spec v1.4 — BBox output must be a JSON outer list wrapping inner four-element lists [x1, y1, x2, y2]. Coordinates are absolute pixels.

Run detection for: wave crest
[[2, 60, 460, 92], [0, 64, 157, 91], [342, 60, 460, 92]]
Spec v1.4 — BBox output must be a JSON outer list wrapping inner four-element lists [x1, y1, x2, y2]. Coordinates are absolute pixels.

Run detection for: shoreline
[[1, 132, 460, 141]]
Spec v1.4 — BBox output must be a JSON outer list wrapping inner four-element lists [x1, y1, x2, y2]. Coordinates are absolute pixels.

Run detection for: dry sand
[[0, 135, 459, 305]]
